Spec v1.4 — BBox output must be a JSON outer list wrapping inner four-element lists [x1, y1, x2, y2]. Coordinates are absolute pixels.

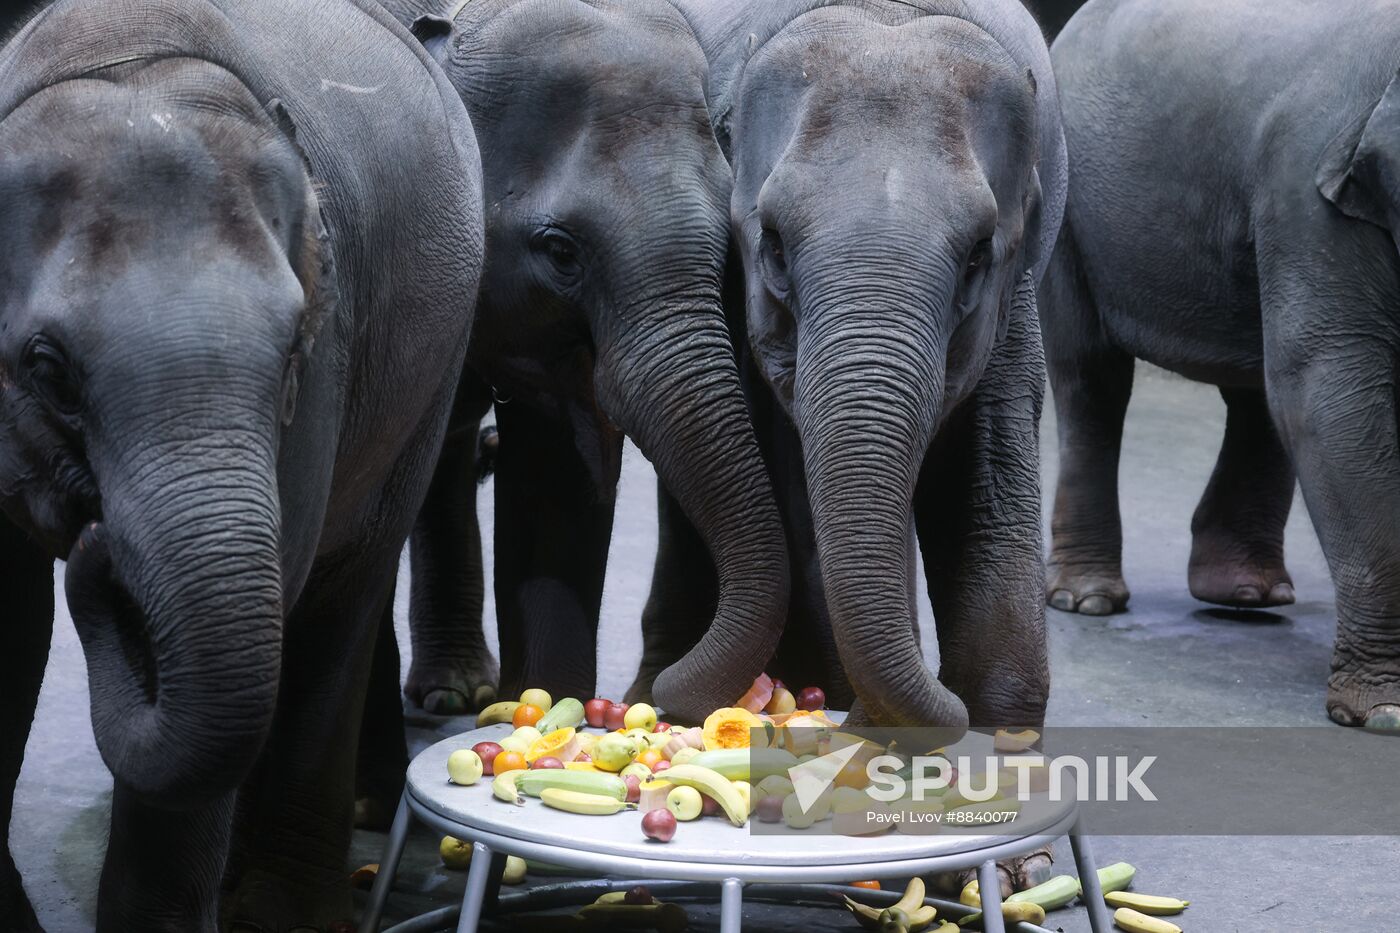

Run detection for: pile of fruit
[[955, 863, 1190, 932]]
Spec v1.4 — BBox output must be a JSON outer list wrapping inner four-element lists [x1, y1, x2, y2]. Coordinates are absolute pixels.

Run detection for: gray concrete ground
[[13, 365, 1399, 930]]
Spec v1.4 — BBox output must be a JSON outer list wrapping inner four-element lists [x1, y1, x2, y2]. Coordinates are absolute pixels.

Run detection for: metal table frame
[[358, 786, 1114, 933]]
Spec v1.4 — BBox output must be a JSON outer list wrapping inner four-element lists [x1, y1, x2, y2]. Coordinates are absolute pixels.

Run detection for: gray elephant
[[629, 0, 1063, 742], [1042, 0, 1400, 732], [369, 0, 789, 726], [0, 0, 483, 928]]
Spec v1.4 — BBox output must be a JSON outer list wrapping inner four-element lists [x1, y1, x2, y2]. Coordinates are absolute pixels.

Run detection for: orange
[[850, 880, 880, 890], [834, 757, 872, 790], [492, 750, 527, 775], [513, 704, 544, 728], [637, 749, 664, 770]]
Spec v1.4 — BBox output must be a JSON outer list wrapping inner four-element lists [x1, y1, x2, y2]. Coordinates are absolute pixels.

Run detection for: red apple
[[641, 808, 677, 843], [756, 796, 785, 823], [652, 760, 671, 774], [584, 698, 610, 728], [623, 775, 641, 803], [531, 757, 563, 770], [700, 794, 721, 818], [624, 886, 654, 906], [604, 702, 630, 731], [653, 721, 671, 734], [472, 742, 504, 776], [796, 686, 826, 711]]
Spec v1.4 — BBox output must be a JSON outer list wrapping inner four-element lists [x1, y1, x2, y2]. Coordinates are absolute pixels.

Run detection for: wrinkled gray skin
[[1044, 0, 1400, 732], [0, 0, 483, 928], [369, 0, 789, 730], [632, 0, 1062, 741]]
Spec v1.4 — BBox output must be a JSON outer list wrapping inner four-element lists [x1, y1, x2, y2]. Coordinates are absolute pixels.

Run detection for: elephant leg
[[1260, 257, 1400, 729], [1040, 229, 1135, 616], [224, 551, 400, 930], [493, 400, 621, 701], [1188, 386, 1296, 607], [353, 596, 407, 832], [918, 275, 1049, 728], [0, 518, 53, 933], [625, 484, 717, 705], [404, 374, 497, 715]]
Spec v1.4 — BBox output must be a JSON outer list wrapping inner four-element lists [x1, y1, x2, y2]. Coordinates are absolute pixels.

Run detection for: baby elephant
[[1044, 0, 1400, 729], [0, 0, 482, 927]]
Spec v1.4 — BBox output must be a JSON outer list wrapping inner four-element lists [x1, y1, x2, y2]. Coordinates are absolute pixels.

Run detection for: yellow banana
[[1105, 892, 1190, 915], [1112, 907, 1182, 933], [907, 905, 938, 931], [893, 876, 926, 914], [491, 769, 526, 804], [959, 879, 980, 908], [656, 764, 749, 826], [476, 701, 521, 726], [540, 787, 632, 815]]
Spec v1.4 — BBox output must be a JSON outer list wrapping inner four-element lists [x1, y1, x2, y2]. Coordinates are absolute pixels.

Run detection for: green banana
[[476, 701, 522, 726], [492, 769, 527, 804], [1111, 908, 1181, 933], [1104, 892, 1189, 915], [1098, 862, 1137, 894], [656, 764, 748, 826], [538, 698, 586, 733], [540, 788, 632, 815], [688, 747, 799, 782], [515, 770, 627, 801]]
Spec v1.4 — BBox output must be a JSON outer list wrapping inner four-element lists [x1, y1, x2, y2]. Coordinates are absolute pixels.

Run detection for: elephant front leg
[[354, 599, 408, 831], [1040, 231, 1135, 615], [404, 374, 498, 715], [492, 401, 621, 701], [1188, 386, 1296, 608], [0, 518, 53, 933]]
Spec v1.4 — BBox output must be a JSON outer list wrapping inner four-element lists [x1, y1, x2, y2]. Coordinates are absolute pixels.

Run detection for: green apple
[[667, 785, 703, 821], [446, 749, 484, 786], [624, 703, 658, 732]]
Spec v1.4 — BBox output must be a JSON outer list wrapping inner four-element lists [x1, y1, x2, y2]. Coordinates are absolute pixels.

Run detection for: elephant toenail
[[423, 688, 468, 715], [1328, 704, 1359, 727], [1049, 590, 1077, 611], [1364, 705, 1400, 733], [1269, 582, 1296, 605], [1078, 595, 1114, 616], [1233, 585, 1263, 605], [471, 684, 498, 711]]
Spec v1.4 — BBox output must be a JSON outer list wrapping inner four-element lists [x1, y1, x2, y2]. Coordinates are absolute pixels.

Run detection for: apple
[[756, 795, 785, 823], [641, 808, 676, 843], [584, 698, 610, 728], [604, 702, 630, 731], [531, 757, 563, 770], [623, 775, 641, 803], [471, 742, 504, 776], [796, 686, 826, 711], [653, 721, 671, 734], [700, 793, 721, 818], [624, 886, 654, 906], [652, 759, 671, 774], [624, 703, 658, 732], [446, 749, 483, 785], [667, 785, 703, 821]]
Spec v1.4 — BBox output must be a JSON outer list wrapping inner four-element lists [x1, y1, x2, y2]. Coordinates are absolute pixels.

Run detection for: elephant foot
[[1188, 540, 1294, 608], [225, 867, 353, 933], [623, 663, 667, 706], [1327, 669, 1400, 732], [405, 658, 499, 715], [936, 844, 1052, 904], [1045, 562, 1129, 616]]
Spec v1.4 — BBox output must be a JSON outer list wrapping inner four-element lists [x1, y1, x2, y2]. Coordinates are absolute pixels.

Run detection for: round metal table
[[358, 723, 1113, 933]]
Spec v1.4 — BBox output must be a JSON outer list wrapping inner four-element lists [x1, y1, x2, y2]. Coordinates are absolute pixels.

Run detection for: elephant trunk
[[66, 358, 284, 809], [795, 308, 969, 730], [597, 299, 789, 722]]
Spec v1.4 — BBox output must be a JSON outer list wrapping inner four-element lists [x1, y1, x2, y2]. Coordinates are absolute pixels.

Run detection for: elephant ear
[[411, 13, 456, 64], [1317, 69, 1400, 229]]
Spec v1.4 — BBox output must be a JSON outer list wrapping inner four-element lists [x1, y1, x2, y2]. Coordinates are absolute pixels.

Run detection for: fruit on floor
[[540, 787, 631, 815], [666, 785, 703, 821], [475, 701, 521, 726], [624, 703, 658, 732], [472, 742, 504, 776], [1007, 874, 1081, 910], [501, 855, 528, 885], [584, 698, 609, 728], [492, 751, 527, 775], [592, 733, 639, 773], [1098, 862, 1137, 894], [439, 835, 473, 870], [512, 704, 544, 729], [1104, 892, 1189, 915], [702, 707, 763, 751], [850, 880, 880, 890], [1113, 908, 1182, 933], [519, 688, 553, 713], [795, 686, 825, 710], [446, 749, 483, 786]]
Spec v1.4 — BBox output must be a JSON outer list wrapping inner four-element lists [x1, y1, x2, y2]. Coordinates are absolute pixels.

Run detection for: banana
[[492, 769, 527, 804], [892, 876, 926, 915], [476, 701, 522, 726], [687, 747, 799, 782], [515, 769, 628, 801], [540, 787, 633, 815], [1112, 907, 1182, 933], [842, 896, 883, 931], [957, 902, 1046, 927], [906, 905, 938, 931], [1098, 862, 1137, 894], [576, 901, 688, 929], [959, 880, 980, 909], [537, 697, 585, 733], [658, 764, 749, 826], [844, 877, 936, 932], [1105, 892, 1189, 915]]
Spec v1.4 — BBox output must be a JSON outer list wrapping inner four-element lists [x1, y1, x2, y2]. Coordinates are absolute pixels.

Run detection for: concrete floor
[[13, 365, 1399, 930]]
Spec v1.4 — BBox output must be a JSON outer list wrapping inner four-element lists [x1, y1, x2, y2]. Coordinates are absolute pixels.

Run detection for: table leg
[[1070, 822, 1113, 933], [720, 877, 743, 933], [358, 791, 412, 933], [977, 860, 1006, 933], [456, 842, 494, 933]]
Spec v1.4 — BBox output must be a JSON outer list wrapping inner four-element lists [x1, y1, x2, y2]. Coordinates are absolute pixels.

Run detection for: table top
[[405, 720, 1076, 879]]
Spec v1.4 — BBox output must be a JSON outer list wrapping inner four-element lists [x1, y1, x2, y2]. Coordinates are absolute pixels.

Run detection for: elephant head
[[412, 0, 788, 718], [0, 62, 333, 806], [729, 10, 1043, 726]]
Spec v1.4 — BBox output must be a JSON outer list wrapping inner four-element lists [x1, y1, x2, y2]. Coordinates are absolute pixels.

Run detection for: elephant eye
[[963, 238, 993, 285], [530, 226, 583, 285], [758, 228, 791, 303], [23, 335, 82, 416]]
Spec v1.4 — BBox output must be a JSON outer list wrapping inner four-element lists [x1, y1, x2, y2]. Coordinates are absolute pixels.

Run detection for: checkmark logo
[[787, 741, 863, 813]]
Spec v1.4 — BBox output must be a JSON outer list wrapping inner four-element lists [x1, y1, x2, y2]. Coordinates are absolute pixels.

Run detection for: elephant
[[628, 0, 1063, 743], [1042, 0, 1400, 732], [369, 0, 790, 723], [0, 0, 483, 927], [1018, 0, 1085, 39]]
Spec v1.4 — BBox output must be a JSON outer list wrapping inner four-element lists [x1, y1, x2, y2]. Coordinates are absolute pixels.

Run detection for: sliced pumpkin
[[526, 727, 579, 764], [993, 728, 1040, 753], [702, 707, 763, 751]]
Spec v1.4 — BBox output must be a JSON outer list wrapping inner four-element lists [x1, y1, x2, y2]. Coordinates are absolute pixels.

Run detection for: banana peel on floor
[[844, 876, 946, 932], [511, 891, 689, 932]]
